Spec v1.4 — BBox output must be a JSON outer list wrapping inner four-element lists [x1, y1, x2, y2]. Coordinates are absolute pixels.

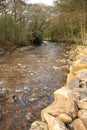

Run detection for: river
[[0, 41, 70, 130]]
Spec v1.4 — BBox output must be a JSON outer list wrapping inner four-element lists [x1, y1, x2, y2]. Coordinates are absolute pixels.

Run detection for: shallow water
[[0, 41, 69, 130]]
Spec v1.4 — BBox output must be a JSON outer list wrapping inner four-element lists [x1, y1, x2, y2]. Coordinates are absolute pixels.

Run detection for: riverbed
[[0, 41, 70, 130]]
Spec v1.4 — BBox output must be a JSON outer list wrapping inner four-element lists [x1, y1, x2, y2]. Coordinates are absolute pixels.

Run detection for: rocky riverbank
[[30, 45, 87, 130]]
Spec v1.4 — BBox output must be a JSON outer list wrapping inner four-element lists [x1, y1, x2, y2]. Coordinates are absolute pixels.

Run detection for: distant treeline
[[0, 0, 87, 51]]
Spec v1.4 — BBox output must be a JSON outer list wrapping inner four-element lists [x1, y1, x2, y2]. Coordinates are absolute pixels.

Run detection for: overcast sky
[[28, 0, 54, 5]]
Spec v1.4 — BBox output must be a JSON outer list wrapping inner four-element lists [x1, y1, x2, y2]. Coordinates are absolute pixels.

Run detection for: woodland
[[0, 0, 87, 51]]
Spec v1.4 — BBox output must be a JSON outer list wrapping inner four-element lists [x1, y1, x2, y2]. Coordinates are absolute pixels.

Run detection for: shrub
[[33, 31, 43, 46]]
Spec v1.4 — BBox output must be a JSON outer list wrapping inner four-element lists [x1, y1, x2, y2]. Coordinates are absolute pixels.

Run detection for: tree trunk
[[81, 14, 86, 45], [4, 0, 7, 41]]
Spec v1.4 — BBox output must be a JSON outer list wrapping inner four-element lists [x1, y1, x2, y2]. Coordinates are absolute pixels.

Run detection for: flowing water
[[0, 41, 69, 130]]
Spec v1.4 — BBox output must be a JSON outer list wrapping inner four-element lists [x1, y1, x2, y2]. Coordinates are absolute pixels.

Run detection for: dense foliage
[[44, 0, 87, 45], [0, 0, 87, 51], [0, 0, 50, 49]]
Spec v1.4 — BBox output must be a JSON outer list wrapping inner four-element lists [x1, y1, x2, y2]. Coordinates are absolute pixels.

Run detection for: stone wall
[[30, 45, 87, 130]]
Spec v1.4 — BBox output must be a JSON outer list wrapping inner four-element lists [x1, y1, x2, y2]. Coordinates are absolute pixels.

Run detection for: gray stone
[[80, 58, 87, 64], [73, 88, 87, 99], [67, 78, 80, 90], [76, 70, 87, 81], [28, 98, 38, 103], [68, 120, 74, 130]]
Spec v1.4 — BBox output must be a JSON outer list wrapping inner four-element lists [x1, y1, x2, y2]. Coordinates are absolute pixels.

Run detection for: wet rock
[[7, 95, 14, 103], [74, 118, 86, 130], [58, 113, 72, 124], [15, 89, 22, 93], [30, 73, 34, 76], [28, 98, 38, 103], [44, 113, 68, 130], [0, 81, 4, 85], [30, 121, 48, 130], [53, 66, 60, 70], [78, 110, 87, 129], [17, 63, 21, 66], [43, 86, 49, 91], [59, 59, 66, 64], [73, 88, 87, 99], [0, 87, 6, 93], [13, 95, 18, 102], [39, 92, 49, 98], [23, 86, 30, 91], [26, 112, 33, 121]]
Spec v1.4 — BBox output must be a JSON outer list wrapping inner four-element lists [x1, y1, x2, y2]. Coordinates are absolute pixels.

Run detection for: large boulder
[[68, 118, 87, 130], [41, 87, 79, 122], [78, 110, 87, 129], [74, 118, 86, 130], [44, 113, 68, 130], [54, 87, 79, 102]]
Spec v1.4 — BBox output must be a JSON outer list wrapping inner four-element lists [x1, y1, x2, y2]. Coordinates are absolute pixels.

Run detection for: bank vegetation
[[0, 0, 87, 51]]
